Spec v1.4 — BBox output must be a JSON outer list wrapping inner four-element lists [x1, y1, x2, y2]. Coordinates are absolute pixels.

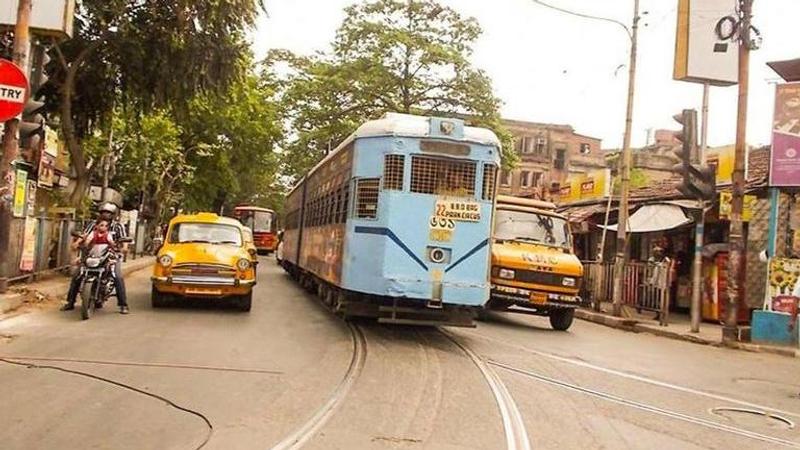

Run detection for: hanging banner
[[38, 153, 55, 188], [26, 180, 37, 216], [12, 169, 27, 217], [769, 82, 800, 186], [19, 216, 37, 271], [718, 192, 756, 222]]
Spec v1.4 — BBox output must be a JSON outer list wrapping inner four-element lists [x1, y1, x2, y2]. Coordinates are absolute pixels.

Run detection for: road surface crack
[[0, 357, 214, 449]]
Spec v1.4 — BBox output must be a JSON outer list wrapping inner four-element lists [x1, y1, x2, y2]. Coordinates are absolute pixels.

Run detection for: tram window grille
[[327, 192, 335, 224], [410, 156, 476, 197], [340, 184, 350, 222], [383, 154, 405, 190], [482, 164, 497, 200], [356, 178, 380, 219]]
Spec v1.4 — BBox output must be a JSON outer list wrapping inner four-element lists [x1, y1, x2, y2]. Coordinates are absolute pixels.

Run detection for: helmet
[[99, 203, 118, 215]]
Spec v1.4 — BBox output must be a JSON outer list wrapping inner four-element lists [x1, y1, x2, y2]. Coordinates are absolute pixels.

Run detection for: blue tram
[[281, 113, 500, 325]]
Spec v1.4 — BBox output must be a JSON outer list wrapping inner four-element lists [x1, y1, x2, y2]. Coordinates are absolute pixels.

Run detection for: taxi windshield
[[494, 209, 571, 249], [169, 223, 243, 246]]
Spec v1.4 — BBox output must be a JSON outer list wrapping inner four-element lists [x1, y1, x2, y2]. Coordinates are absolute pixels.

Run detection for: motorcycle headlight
[[86, 257, 101, 268], [498, 268, 515, 280], [236, 258, 251, 271], [158, 255, 173, 267], [562, 277, 576, 287]]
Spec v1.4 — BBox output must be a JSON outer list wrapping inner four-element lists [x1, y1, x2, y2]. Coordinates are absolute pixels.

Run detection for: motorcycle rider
[[61, 203, 130, 314]]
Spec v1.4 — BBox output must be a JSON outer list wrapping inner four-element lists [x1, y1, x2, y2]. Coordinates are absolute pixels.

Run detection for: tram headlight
[[427, 247, 451, 264], [498, 268, 515, 280]]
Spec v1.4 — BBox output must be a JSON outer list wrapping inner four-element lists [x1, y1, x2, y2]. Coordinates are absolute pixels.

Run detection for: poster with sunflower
[[768, 258, 800, 305]]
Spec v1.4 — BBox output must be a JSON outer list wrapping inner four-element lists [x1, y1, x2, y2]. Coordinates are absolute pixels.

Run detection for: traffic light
[[19, 44, 50, 154], [671, 109, 715, 201]]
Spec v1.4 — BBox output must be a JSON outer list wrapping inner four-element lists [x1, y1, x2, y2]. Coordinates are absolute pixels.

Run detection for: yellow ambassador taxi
[[151, 213, 257, 311]]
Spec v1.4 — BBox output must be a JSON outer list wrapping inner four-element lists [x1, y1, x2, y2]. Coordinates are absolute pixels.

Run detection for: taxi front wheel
[[549, 308, 574, 331], [237, 292, 252, 312], [151, 286, 169, 308]]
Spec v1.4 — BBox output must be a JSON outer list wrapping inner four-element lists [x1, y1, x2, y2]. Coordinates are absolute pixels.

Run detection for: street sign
[[0, 59, 28, 122]]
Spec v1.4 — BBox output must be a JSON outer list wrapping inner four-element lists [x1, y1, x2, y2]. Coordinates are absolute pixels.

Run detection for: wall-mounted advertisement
[[769, 82, 800, 186]]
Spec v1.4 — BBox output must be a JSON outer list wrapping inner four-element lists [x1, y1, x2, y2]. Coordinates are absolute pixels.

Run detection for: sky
[[251, 0, 800, 150]]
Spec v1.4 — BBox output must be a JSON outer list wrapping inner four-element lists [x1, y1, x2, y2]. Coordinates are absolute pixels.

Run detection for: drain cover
[[710, 407, 795, 430]]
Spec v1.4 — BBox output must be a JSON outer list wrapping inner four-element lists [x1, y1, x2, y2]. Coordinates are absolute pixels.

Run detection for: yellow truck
[[487, 195, 584, 330]]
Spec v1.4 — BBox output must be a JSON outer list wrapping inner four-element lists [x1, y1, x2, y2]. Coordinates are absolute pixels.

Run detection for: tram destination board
[[434, 199, 481, 222]]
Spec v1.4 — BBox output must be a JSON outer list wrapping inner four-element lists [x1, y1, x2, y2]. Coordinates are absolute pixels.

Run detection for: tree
[[48, 0, 264, 205], [113, 109, 193, 225], [270, 0, 513, 180]]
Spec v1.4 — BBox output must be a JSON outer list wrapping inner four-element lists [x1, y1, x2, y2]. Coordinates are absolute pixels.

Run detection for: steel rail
[[270, 322, 367, 450], [439, 329, 531, 450], [490, 360, 800, 449]]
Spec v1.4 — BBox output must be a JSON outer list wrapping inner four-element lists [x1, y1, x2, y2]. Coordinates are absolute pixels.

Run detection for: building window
[[555, 148, 567, 170], [535, 136, 547, 155], [383, 154, 405, 190], [500, 170, 512, 187], [532, 172, 543, 187], [580, 143, 591, 154], [520, 170, 531, 188]]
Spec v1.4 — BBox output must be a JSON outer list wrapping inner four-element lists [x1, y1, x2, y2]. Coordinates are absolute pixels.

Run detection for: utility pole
[[691, 83, 710, 333], [724, 0, 753, 343], [0, 0, 32, 287], [612, 0, 640, 317], [101, 125, 113, 203]]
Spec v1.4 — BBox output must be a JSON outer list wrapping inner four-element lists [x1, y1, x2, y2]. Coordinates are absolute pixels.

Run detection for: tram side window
[[355, 178, 380, 219], [410, 155, 476, 198], [383, 154, 405, 190], [482, 163, 497, 200]]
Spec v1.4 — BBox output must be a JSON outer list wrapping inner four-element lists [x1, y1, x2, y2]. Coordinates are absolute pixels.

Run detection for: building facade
[[499, 119, 605, 199]]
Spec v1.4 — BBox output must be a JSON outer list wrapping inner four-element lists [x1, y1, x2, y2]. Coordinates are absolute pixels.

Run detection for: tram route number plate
[[429, 216, 455, 242], [434, 199, 481, 222]]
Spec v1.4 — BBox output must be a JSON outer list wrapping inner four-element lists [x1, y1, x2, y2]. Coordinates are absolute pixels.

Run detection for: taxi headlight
[[236, 258, 251, 271], [158, 255, 173, 267], [562, 277, 576, 287], [499, 268, 515, 279]]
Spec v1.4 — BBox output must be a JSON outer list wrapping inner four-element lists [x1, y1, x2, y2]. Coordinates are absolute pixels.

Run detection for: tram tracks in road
[[271, 322, 367, 450], [438, 328, 531, 450], [488, 360, 800, 449]]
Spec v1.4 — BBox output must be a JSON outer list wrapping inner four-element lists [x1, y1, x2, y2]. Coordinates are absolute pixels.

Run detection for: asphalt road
[[1, 259, 799, 449]]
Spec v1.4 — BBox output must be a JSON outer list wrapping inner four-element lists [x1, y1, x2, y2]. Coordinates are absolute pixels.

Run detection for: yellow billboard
[[718, 191, 756, 222], [558, 169, 610, 204], [706, 145, 748, 186]]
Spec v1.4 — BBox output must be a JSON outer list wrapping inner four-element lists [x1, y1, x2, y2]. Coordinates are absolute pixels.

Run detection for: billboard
[[0, 0, 74, 39], [558, 169, 611, 204], [706, 145, 748, 186], [769, 82, 800, 186], [674, 0, 738, 86]]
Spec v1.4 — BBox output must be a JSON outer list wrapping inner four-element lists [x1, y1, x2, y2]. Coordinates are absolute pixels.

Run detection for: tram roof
[[288, 113, 501, 196]]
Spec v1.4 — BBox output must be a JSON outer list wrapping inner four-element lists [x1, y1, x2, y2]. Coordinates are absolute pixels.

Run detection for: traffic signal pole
[[612, 0, 640, 317], [0, 0, 31, 288], [690, 82, 710, 333], [724, 0, 753, 343]]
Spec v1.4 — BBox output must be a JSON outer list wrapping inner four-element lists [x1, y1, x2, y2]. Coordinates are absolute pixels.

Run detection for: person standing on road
[[61, 203, 131, 314]]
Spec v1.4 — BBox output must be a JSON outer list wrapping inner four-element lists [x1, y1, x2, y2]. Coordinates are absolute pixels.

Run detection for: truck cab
[[487, 195, 584, 330]]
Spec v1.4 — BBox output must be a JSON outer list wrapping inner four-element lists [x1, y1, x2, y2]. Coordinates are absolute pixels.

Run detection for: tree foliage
[[269, 0, 513, 180], [46, 0, 265, 204]]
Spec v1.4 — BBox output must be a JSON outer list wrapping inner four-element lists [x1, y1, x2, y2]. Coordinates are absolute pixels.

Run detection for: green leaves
[[270, 0, 514, 179]]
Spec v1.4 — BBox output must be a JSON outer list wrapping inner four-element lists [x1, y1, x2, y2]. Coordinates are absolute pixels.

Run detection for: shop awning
[[602, 203, 692, 233]]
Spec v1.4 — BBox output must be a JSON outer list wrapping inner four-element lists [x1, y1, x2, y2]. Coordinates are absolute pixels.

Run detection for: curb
[[575, 308, 799, 358], [0, 257, 154, 317]]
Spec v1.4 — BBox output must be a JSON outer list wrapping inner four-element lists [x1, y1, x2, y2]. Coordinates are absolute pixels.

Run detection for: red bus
[[233, 206, 278, 254]]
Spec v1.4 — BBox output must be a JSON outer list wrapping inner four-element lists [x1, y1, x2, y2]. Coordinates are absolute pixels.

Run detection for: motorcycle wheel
[[80, 280, 97, 320]]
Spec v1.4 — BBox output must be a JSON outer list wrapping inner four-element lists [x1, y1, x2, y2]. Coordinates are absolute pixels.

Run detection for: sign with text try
[[0, 59, 28, 122]]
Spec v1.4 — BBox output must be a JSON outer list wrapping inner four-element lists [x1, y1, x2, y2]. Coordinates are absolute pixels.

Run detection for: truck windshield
[[494, 209, 571, 249]]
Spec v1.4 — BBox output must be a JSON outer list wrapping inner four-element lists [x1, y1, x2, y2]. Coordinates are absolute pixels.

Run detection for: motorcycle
[[72, 232, 132, 320]]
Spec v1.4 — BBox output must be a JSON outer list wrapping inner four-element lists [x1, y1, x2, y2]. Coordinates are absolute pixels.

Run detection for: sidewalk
[[0, 257, 154, 316], [576, 303, 800, 359]]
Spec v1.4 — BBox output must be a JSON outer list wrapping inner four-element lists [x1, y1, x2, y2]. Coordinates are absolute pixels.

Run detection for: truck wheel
[[549, 308, 575, 331], [151, 286, 168, 308], [237, 292, 252, 312]]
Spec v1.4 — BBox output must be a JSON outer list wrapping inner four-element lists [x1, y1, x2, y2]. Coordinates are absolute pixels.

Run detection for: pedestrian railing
[[583, 260, 673, 326]]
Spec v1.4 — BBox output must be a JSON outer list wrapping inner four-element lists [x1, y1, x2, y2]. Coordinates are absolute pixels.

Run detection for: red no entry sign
[[0, 59, 29, 122]]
